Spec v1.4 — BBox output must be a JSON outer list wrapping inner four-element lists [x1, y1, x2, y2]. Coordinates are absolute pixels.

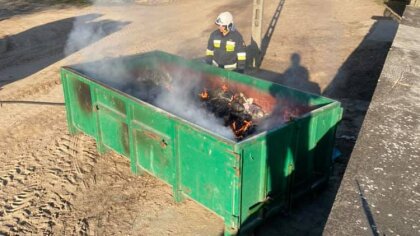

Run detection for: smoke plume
[[152, 70, 234, 140], [64, 1, 234, 140]]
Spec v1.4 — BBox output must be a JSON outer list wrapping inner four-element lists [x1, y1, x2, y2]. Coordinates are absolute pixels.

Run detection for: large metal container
[[60, 51, 342, 235]]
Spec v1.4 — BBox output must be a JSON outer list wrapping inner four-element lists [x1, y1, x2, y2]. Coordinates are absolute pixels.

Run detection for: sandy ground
[[0, 0, 393, 235]]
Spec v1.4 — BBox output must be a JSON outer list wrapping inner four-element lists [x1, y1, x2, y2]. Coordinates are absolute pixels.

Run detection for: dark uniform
[[206, 29, 247, 72]]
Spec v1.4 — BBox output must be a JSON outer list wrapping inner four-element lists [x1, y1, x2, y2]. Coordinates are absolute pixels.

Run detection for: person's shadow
[[282, 53, 320, 95], [249, 53, 320, 95]]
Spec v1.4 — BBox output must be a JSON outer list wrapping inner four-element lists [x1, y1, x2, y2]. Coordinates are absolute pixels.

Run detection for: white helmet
[[215, 12, 233, 26]]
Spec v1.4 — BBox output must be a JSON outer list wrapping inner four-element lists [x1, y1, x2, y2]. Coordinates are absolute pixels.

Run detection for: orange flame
[[231, 120, 252, 137], [237, 120, 252, 133], [221, 84, 228, 92], [200, 89, 209, 100], [231, 121, 237, 131]]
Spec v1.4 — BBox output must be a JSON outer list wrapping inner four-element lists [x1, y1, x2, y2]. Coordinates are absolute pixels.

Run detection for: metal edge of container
[[61, 50, 342, 146], [236, 100, 342, 146], [62, 65, 341, 148]]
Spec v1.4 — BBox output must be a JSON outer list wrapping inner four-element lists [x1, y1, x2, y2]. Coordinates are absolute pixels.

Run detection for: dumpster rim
[[61, 65, 341, 145], [61, 50, 342, 145], [235, 100, 342, 145]]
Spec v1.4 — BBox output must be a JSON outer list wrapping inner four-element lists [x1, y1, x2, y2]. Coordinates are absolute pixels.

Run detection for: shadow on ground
[[250, 16, 398, 236], [248, 53, 320, 95], [0, 13, 129, 88], [0, 1, 88, 21]]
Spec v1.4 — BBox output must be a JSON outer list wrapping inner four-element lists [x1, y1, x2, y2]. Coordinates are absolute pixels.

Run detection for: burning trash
[[199, 83, 266, 140], [112, 66, 314, 141]]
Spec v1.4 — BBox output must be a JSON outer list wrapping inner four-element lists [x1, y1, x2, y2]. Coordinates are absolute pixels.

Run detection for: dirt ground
[[0, 0, 394, 235]]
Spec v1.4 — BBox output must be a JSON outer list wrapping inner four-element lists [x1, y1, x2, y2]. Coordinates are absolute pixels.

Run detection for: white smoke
[[64, 14, 107, 56], [63, 1, 234, 140], [153, 71, 234, 140], [64, 22, 130, 60], [63, 1, 133, 89]]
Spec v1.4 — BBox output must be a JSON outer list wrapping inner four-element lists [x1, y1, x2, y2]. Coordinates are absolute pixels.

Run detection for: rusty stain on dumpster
[[113, 96, 126, 115], [143, 130, 161, 142], [74, 80, 92, 114], [121, 122, 130, 156]]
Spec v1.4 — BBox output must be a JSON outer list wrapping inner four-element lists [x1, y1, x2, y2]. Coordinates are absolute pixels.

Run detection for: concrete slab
[[325, 7, 420, 236], [380, 47, 420, 84], [392, 24, 420, 51], [402, 6, 420, 27]]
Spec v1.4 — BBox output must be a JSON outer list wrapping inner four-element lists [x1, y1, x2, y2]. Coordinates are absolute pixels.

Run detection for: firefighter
[[206, 12, 247, 73]]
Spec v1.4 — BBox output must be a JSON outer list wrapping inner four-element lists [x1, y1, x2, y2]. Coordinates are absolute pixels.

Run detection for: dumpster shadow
[[0, 14, 129, 88], [0, 2, 88, 22], [323, 16, 398, 102], [247, 0, 286, 69], [313, 15, 397, 235], [323, 15, 398, 162]]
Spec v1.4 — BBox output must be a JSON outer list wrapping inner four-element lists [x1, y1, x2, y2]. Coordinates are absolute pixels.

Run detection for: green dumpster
[[60, 51, 342, 235]]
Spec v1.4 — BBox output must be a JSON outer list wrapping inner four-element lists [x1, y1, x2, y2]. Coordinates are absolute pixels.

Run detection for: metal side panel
[[61, 69, 97, 137], [239, 123, 296, 226], [312, 106, 342, 178], [131, 120, 175, 186], [96, 104, 129, 157], [176, 124, 241, 231], [94, 87, 130, 157]]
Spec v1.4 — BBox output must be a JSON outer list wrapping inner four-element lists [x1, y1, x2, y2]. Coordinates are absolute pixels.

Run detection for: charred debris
[[199, 84, 266, 140], [121, 68, 311, 141]]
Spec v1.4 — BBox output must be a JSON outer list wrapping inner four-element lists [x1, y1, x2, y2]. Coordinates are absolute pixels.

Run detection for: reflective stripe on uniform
[[213, 40, 221, 48], [237, 52, 246, 61], [212, 60, 237, 70], [226, 41, 236, 52], [224, 63, 237, 69], [206, 49, 214, 56]]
